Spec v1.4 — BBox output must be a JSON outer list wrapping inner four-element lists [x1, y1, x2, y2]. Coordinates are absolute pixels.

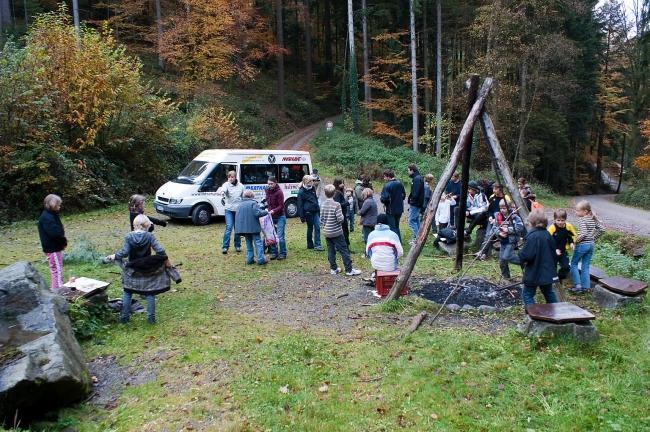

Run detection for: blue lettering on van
[[245, 185, 267, 191]]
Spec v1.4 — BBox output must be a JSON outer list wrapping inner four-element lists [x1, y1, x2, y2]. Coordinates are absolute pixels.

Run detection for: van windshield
[[174, 161, 212, 184]]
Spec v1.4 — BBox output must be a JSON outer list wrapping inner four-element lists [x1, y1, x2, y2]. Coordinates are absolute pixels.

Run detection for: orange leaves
[[159, 0, 274, 85], [186, 107, 248, 149]]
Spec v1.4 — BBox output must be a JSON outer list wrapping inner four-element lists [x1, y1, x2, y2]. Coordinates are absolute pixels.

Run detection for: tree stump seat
[[598, 276, 647, 296], [589, 266, 608, 283], [526, 302, 595, 323]]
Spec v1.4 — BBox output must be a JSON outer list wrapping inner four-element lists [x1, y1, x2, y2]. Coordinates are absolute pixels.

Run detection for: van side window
[[202, 163, 236, 192], [241, 164, 278, 184], [279, 164, 309, 183]]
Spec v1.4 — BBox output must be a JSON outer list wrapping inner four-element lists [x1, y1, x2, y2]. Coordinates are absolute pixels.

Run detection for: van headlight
[[169, 198, 183, 204]]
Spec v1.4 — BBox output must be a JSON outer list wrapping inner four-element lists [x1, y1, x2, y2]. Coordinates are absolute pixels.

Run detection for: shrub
[[615, 181, 650, 210], [593, 236, 650, 284], [63, 235, 103, 264], [68, 298, 114, 340]]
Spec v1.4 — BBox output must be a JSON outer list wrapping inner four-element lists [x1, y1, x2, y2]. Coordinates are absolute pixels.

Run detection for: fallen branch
[[404, 311, 428, 336]]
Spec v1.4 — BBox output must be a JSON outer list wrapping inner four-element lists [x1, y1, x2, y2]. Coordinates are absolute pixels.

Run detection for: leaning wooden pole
[[480, 112, 529, 221], [385, 77, 494, 301]]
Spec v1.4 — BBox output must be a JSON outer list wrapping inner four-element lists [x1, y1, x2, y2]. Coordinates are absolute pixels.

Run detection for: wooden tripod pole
[[385, 77, 494, 301], [479, 112, 529, 221]]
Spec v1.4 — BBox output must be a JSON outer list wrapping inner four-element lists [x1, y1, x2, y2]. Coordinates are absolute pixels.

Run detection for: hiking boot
[[269, 254, 278, 260], [569, 286, 585, 294], [277, 255, 286, 260], [222, 248, 228, 254], [330, 268, 341, 275], [314, 246, 325, 251], [346, 269, 362, 276]]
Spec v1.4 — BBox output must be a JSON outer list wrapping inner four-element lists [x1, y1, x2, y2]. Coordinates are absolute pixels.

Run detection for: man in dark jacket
[[297, 175, 323, 250], [518, 210, 559, 308], [445, 172, 462, 227], [235, 190, 269, 265], [265, 176, 286, 259], [407, 164, 424, 244], [380, 169, 406, 241]]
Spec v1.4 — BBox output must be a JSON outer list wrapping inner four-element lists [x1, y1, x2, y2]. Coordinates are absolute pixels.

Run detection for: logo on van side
[[268, 155, 276, 163], [282, 156, 303, 161]]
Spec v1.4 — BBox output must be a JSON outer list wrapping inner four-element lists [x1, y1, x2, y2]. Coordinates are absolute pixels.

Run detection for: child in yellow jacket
[[547, 209, 576, 281]]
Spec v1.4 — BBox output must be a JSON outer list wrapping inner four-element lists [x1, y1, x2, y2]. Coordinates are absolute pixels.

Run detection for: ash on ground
[[414, 277, 521, 309]]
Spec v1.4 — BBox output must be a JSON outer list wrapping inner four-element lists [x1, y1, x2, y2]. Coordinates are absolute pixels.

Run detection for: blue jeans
[[269, 215, 287, 257], [244, 233, 265, 264], [121, 290, 156, 323], [522, 284, 558, 306], [305, 213, 322, 248], [570, 242, 594, 289], [408, 205, 422, 241], [499, 242, 521, 278], [222, 210, 241, 250], [362, 225, 374, 245], [385, 213, 402, 242], [326, 235, 352, 273], [348, 210, 355, 232]]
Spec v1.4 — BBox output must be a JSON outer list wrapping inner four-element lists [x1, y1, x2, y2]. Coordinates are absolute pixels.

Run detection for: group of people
[[37, 164, 605, 322]]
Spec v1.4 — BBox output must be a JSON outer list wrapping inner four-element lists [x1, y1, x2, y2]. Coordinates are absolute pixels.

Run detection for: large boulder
[[0, 262, 90, 425], [517, 315, 599, 343], [592, 284, 645, 309]]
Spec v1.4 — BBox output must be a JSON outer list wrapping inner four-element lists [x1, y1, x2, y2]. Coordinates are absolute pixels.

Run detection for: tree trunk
[[155, 0, 164, 69], [362, 0, 371, 122], [276, 0, 285, 110], [324, 0, 332, 80], [409, 0, 418, 152], [72, 0, 80, 38], [347, 0, 359, 131], [303, 0, 313, 96], [454, 75, 480, 271], [23, 0, 28, 26], [0, 0, 9, 34], [422, 0, 431, 119], [386, 78, 494, 301], [616, 135, 625, 194], [435, 0, 442, 156], [514, 60, 528, 174]]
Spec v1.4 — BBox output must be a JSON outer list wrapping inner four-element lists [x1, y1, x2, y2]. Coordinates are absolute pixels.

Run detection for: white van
[[153, 149, 312, 225]]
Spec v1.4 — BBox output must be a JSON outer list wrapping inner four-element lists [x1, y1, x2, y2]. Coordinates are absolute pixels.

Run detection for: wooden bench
[[519, 302, 599, 343], [589, 266, 608, 283], [598, 276, 647, 296], [526, 302, 595, 323]]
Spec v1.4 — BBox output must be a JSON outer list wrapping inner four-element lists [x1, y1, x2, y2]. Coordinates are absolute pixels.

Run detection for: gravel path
[[274, 116, 339, 151], [569, 194, 650, 237]]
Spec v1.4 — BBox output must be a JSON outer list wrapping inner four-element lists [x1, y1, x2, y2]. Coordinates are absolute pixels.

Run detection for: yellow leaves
[[632, 156, 650, 173], [186, 107, 247, 149]]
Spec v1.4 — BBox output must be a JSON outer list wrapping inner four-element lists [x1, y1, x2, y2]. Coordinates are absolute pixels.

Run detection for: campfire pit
[[415, 277, 521, 311]]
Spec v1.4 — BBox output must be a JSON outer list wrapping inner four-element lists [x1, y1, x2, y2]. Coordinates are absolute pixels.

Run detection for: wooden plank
[[589, 266, 608, 282], [385, 77, 494, 301], [599, 276, 648, 296], [526, 302, 595, 323]]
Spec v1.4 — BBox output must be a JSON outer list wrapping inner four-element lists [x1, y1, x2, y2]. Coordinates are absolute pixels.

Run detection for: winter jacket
[[354, 181, 365, 209], [120, 255, 170, 296], [466, 192, 489, 216], [359, 197, 378, 227], [445, 179, 462, 198], [221, 180, 245, 211], [334, 190, 349, 221], [320, 198, 344, 238], [548, 223, 577, 252], [235, 198, 268, 234], [487, 193, 512, 218], [408, 170, 425, 207], [435, 197, 456, 225], [366, 224, 404, 272], [129, 212, 167, 232], [115, 230, 166, 262], [297, 185, 320, 219], [423, 185, 432, 213], [380, 179, 406, 215], [265, 185, 285, 218], [518, 227, 558, 286], [38, 209, 67, 253], [490, 211, 524, 246]]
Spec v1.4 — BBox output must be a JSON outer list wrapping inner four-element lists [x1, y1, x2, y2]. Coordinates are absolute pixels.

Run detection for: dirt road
[[570, 194, 650, 237], [274, 116, 339, 151]]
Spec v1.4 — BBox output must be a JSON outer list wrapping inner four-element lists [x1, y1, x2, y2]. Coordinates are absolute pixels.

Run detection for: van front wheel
[[192, 204, 213, 226], [284, 198, 298, 218]]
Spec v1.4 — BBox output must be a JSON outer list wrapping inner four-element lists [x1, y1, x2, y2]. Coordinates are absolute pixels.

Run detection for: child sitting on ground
[[365, 214, 404, 283], [321, 185, 361, 276], [569, 200, 604, 294], [128, 194, 167, 232], [547, 209, 576, 283]]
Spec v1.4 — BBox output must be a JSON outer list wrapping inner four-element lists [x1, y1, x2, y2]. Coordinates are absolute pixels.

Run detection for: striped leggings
[[46, 251, 64, 290]]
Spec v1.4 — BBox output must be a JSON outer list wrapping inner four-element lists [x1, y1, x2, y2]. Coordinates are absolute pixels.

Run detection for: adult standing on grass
[[445, 172, 462, 228], [358, 188, 378, 250], [297, 175, 324, 251], [38, 194, 68, 291], [518, 210, 559, 308], [380, 169, 406, 242], [407, 164, 424, 244], [321, 184, 361, 276], [221, 171, 244, 254], [265, 176, 286, 260], [105, 214, 170, 324], [235, 190, 268, 265], [333, 177, 351, 247]]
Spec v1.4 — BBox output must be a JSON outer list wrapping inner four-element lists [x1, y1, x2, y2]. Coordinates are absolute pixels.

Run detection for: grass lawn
[[1, 205, 648, 431]]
